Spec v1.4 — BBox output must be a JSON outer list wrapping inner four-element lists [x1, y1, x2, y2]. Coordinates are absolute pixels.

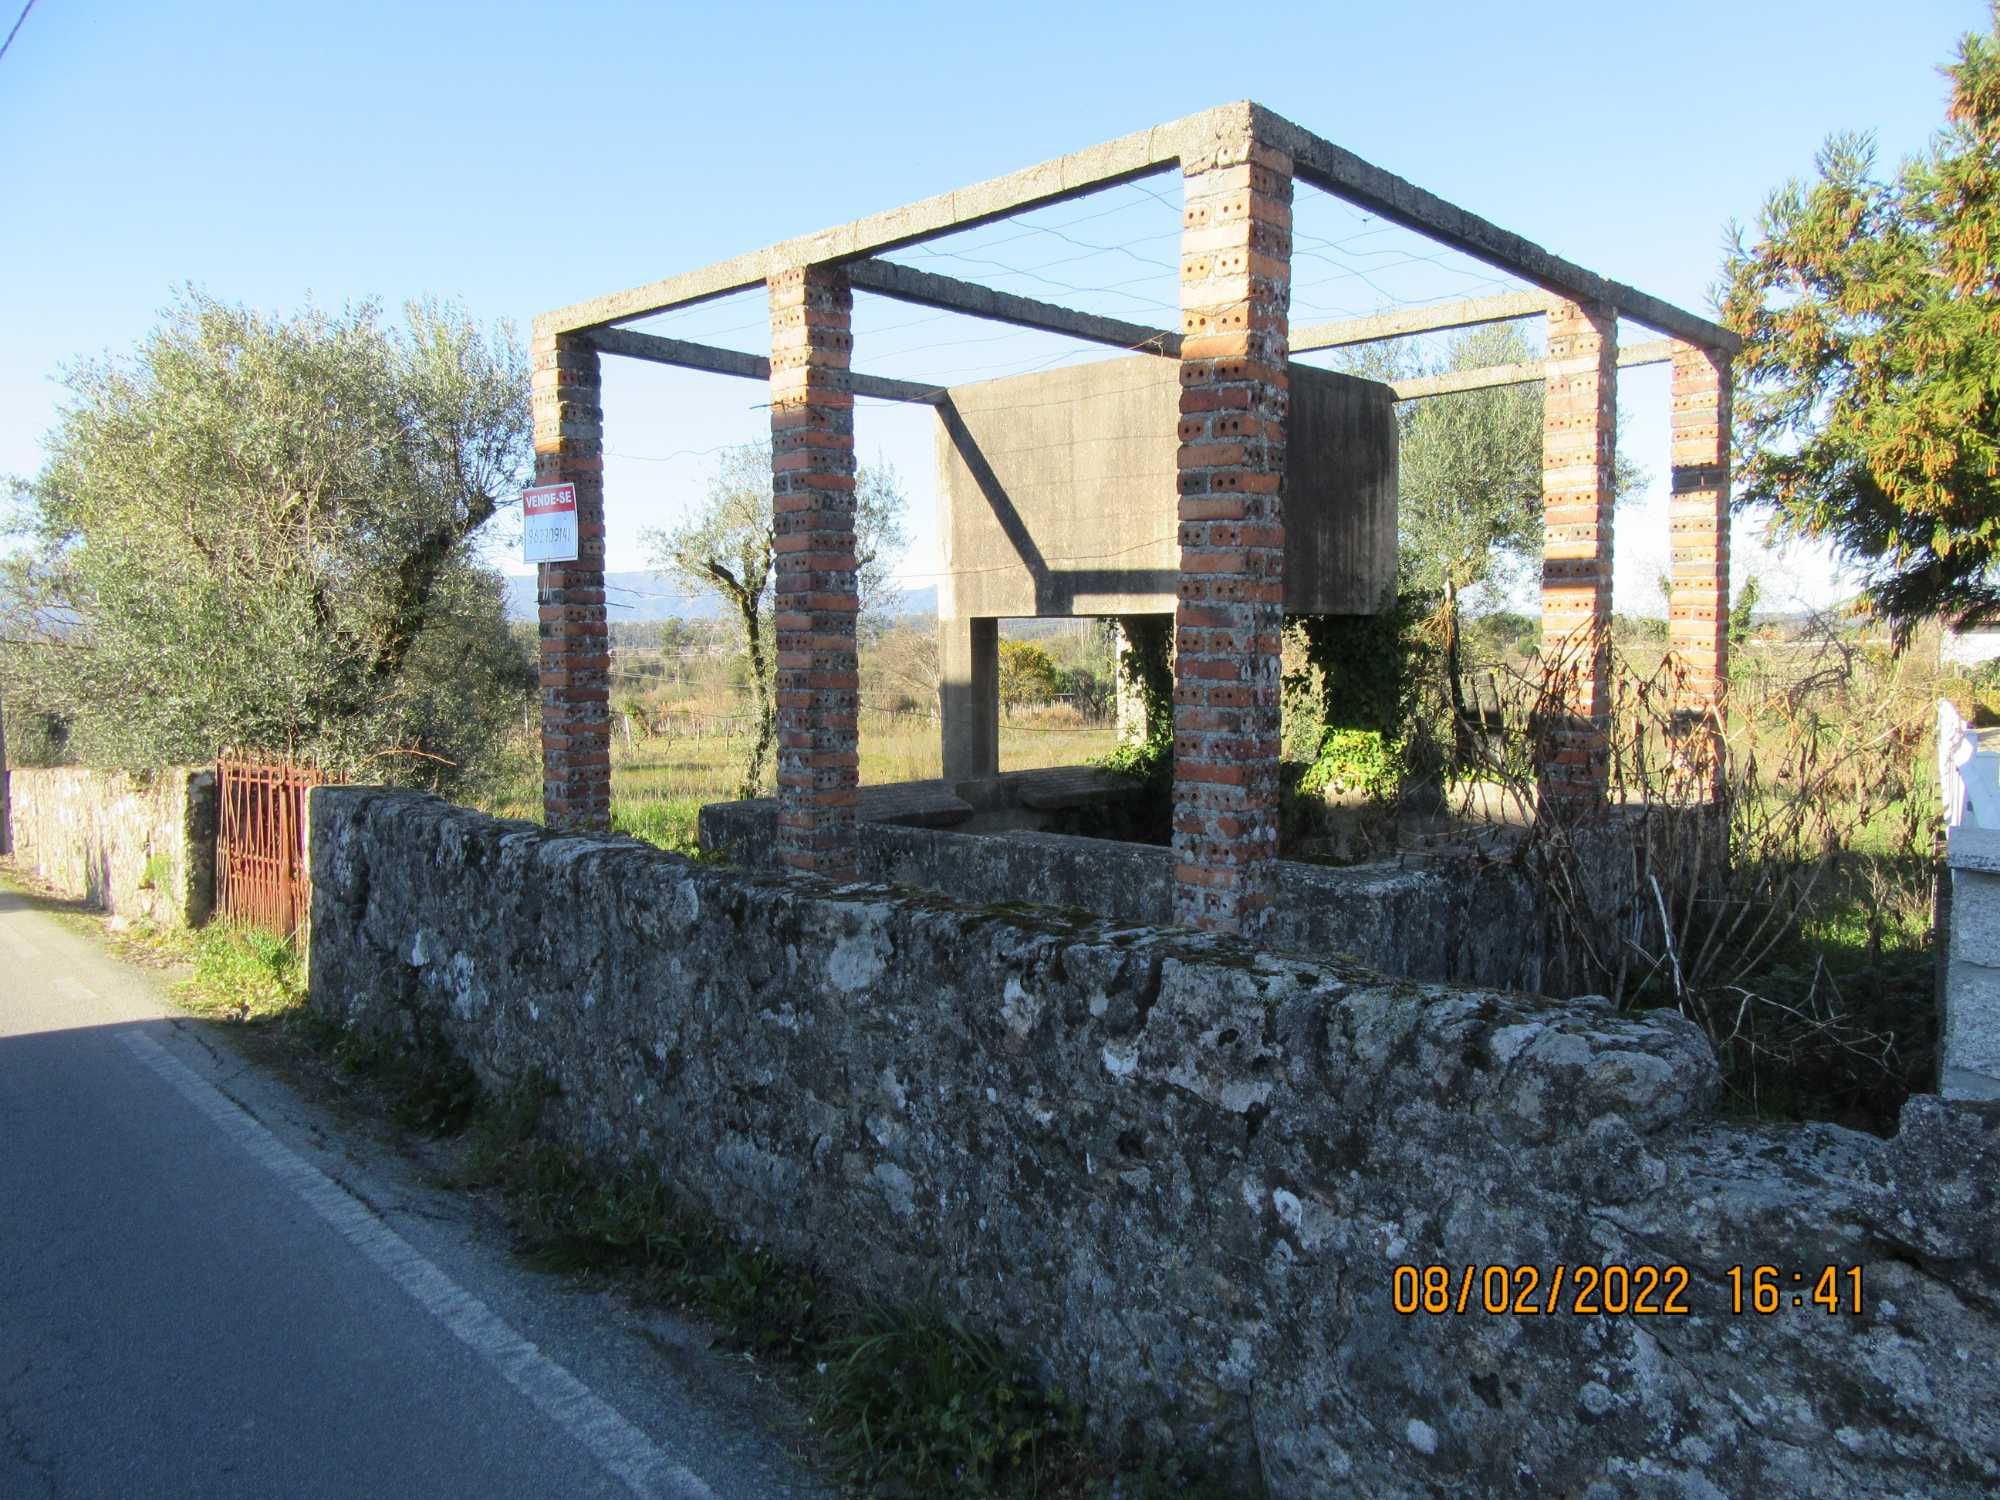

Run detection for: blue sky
[[0, 0, 1986, 616]]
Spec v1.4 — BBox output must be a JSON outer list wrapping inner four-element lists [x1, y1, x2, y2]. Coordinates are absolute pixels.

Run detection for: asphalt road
[[0, 885, 831, 1499]]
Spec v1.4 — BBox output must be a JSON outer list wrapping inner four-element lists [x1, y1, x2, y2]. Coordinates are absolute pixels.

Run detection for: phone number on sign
[[1391, 1263, 1867, 1317]]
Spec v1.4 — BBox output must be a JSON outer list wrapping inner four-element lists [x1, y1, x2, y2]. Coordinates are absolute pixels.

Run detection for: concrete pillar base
[[940, 617, 999, 783]]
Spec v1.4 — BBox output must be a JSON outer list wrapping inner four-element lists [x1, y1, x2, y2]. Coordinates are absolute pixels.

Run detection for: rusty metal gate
[[216, 751, 335, 939]]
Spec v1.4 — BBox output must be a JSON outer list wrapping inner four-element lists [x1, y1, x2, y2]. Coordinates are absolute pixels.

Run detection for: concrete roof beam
[[849, 260, 1180, 357], [581, 327, 942, 405], [1291, 292, 1555, 352], [1385, 338, 1678, 400], [540, 101, 1735, 361], [1246, 105, 1738, 354]]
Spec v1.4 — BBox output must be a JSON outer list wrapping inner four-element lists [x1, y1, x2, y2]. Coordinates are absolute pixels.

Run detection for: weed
[[324, 1018, 483, 1136], [611, 796, 704, 856], [174, 923, 307, 1020], [812, 1302, 1086, 1496]]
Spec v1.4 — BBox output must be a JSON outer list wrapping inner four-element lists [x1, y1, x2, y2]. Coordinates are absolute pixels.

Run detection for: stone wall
[[701, 798, 1635, 997], [311, 788, 2000, 1499], [5, 767, 216, 927]]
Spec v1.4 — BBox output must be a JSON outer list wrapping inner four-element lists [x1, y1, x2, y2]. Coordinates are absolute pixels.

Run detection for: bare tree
[[642, 444, 907, 799]]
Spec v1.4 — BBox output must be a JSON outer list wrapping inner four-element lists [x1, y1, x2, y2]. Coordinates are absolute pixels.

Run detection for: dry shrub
[[1454, 617, 1940, 1130]]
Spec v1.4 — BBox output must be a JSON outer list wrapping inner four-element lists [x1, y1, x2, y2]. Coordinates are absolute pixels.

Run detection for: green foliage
[[1288, 606, 1427, 743], [1, 290, 534, 785], [1728, 575, 1762, 648], [1, 705, 71, 767], [173, 923, 308, 1021], [1722, 7, 2000, 637], [1346, 329, 1644, 605], [329, 1015, 484, 1136], [390, 1065, 1113, 1497], [1395, 325, 1548, 599], [1464, 611, 1537, 662], [997, 638, 1062, 710], [1297, 727, 1402, 801]]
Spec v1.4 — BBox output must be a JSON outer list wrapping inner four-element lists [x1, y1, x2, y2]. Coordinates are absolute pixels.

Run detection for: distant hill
[[502, 572, 937, 622]]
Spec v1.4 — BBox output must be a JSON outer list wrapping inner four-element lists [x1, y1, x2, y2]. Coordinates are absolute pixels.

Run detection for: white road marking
[[119, 1029, 715, 1500]]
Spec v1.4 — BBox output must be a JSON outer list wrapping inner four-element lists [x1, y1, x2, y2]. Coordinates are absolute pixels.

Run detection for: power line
[[0, 0, 35, 67]]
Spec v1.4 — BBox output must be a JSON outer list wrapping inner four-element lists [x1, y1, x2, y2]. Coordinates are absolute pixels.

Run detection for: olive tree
[[1, 290, 535, 782]]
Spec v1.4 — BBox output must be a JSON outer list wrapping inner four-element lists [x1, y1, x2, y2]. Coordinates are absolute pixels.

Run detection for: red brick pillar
[[1538, 299, 1618, 809], [1171, 130, 1293, 935], [769, 265, 859, 877], [530, 326, 610, 833], [1669, 341, 1732, 794]]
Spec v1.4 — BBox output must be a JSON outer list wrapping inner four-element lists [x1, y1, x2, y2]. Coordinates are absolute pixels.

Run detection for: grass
[[174, 922, 308, 1020]]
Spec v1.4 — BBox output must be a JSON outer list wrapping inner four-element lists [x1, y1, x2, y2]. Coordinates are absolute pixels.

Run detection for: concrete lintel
[[1292, 291, 1553, 352], [583, 327, 943, 405], [1387, 339, 1675, 400], [849, 259, 1180, 356], [539, 115, 1199, 335], [1246, 105, 1740, 356]]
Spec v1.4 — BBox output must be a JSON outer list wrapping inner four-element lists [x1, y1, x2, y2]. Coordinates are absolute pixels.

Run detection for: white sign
[[522, 483, 578, 564]]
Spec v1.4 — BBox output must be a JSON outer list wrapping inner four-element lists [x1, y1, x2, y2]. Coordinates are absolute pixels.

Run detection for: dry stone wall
[[700, 799, 1635, 998], [311, 788, 2000, 1498], [5, 767, 215, 927]]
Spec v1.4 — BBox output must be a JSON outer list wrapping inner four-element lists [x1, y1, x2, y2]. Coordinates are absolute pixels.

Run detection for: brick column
[[769, 265, 859, 877], [1538, 299, 1618, 809], [530, 326, 609, 833], [1669, 341, 1732, 795], [1171, 131, 1292, 935]]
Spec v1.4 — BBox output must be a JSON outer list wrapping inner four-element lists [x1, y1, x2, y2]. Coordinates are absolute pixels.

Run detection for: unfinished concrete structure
[[531, 101, 1738, 937], [933, 356, 1399, 781]]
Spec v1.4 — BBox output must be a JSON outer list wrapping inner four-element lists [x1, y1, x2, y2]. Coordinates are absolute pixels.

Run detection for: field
[[469, 704, 1117, 854]]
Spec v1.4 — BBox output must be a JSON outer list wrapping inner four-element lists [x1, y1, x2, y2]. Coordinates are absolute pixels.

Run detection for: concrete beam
[[543, 101, 1736, 359], [541, 117, 1194, 334], [582, 327, 943, 405], [1387, 339, 1676, 400], [1291, 291, 1552, 352], [585, 327, 766, 380], [1239, 104, 1740, 355], [848, 259, 1179, 356]]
